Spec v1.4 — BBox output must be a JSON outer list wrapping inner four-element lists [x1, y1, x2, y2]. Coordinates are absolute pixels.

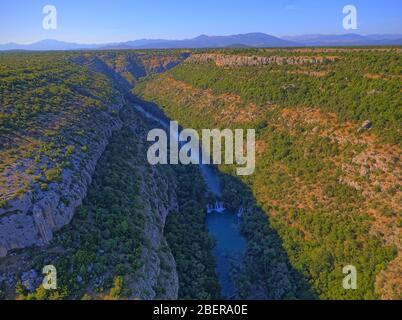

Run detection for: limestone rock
[[0, 102, 123, 258], [361, 120, 373, 130]]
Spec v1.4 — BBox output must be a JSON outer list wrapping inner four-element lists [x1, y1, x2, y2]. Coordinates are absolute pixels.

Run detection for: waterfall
[[207, 201, 226, 213], [237, 206, 244, 218], [207, 204, 214, 214]]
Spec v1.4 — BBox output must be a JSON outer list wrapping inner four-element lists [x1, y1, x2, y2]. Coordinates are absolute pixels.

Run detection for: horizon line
[[2, 32, 402, 46]]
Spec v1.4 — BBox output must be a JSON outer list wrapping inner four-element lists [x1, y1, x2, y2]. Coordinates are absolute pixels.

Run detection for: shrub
[[45, 168, 61, 182], [66, 145, 75, 156], [109, 276, 123, 299], [0, 200, 8, 209], [40, 183, 48, 191]]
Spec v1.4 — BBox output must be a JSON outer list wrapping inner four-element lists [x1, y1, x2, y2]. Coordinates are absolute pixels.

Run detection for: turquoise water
[[201, 164, 247, 299], [133, 103, 247, 299], [206, 210, 246, 299], [200, 164, 222, 197]]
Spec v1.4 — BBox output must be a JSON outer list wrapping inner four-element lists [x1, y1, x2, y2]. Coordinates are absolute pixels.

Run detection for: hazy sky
[[0, 0, 401, 44]]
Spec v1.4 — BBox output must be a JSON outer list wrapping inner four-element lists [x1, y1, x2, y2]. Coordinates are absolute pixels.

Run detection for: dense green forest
[[0, 52, 120, 204], [0, 49, 400, 300], [15, 111, 148, 299], [134, 48, 401, 300], [0, 53, 116, 135], [0, 52, 220, 300], [12, 106, 221, 300], [219, 173, 317, 299], [159, 49, 401, 145], [165, 164, 221, 299]]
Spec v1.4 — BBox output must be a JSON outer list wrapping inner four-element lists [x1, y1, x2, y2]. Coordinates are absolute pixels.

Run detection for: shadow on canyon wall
[[130, 92, 318, 300], [76, 55, 318, 300]]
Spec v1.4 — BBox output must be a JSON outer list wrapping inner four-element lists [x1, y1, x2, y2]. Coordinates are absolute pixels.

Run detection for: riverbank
[[131, 100, 248, 299]]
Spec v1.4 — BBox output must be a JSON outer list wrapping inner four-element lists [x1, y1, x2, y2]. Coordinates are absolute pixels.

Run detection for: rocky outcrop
[[0, 52, 188, 259], [72, 52, 188, 90], [0, 104, 181, 299], [127, 112, 182, 300], [129, 168, 179, 299], [0, 102, 123, 258], [186, 53, 338, 67], [0, 52, 190, 299]]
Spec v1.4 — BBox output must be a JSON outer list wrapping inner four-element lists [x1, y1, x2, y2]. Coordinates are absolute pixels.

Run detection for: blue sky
[[0, 0, 401, 44]]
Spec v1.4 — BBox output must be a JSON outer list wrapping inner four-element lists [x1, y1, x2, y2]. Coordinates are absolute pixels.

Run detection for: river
[[132, 103, 247, 299]]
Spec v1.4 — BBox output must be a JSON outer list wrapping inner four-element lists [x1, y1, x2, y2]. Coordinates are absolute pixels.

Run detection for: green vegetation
[[108, 276, 125, 300], [152, 49, 401, 145], [10, 104, 220, 300], [16, 122, 147, 299], [0, 52, 119, 202], [44, 167, 62, 182], [39, 183, 48, 191], [0, 200, 8, 209], [0, 52, 116, 135], [165, 164, 220, 300], [135, 48, 401, 300], [1, 48, 399, 300], [220, 173, 316, 299], [1, 50, 219, 301]]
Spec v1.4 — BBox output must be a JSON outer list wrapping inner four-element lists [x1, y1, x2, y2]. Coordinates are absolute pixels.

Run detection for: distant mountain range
[[282, 34, 402, 46], [1, 33, 401, 51]]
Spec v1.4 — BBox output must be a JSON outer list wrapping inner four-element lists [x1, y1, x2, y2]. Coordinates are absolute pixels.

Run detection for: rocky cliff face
[[186, 53, 338, 67], [0, 52, 187, 299], [123, 108, 179, 299], [72, 52, 188, 90], [0, 102, 181, 300], [0, 101, 123, 258], [0, 52, 187, 259], [133, 54, 401, 299]]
